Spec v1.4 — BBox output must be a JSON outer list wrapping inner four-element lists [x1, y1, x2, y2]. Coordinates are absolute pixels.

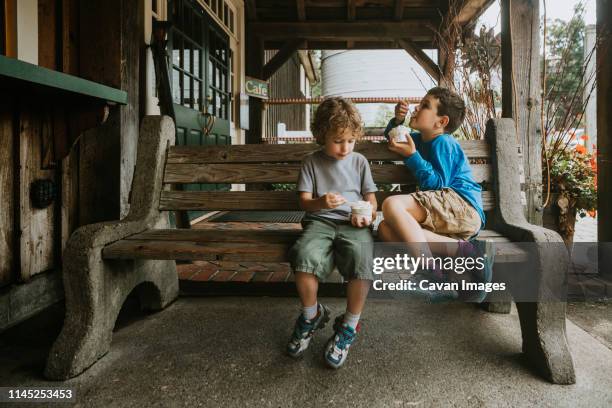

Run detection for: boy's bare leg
[[346, 279, 371, 315], [295, 272, 319, 307], [381, 195, 433, 257], [380, 195, 461, 257]]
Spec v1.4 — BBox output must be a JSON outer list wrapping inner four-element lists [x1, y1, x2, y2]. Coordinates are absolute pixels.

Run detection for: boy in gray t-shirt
[[287, 97, 377, 369]]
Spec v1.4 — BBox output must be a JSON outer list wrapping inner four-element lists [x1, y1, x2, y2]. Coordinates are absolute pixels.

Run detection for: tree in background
[[543, 2, 587, 131], [370, 104, 394, 127]]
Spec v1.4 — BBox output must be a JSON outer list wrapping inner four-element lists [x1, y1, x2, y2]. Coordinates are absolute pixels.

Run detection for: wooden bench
[[45, 116, 575, 385]]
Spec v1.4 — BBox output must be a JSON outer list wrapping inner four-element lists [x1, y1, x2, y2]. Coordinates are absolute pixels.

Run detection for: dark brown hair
[[311, 97, 363, 145], [426, 87, 466, 134]]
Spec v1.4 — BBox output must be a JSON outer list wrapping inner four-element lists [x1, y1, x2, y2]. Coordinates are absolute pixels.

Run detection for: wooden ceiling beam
[[397, 38, 441, 82], [452, 0, 495, 26], [265, 40, 434, 50], [249, 21, 434, 41]]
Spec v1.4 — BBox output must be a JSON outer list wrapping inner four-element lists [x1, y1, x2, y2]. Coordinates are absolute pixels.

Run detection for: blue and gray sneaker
[[287, 303, 330, 358], [324, 315, 361, 369], [407, 270, 459, 304], [459, 239, 495, 302]]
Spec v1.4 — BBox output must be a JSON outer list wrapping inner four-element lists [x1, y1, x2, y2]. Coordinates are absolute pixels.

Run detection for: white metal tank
[[321, 50, 437, 126]]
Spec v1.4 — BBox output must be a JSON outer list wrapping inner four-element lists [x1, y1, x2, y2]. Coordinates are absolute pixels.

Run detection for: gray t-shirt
[[297, 150, 378, 220]]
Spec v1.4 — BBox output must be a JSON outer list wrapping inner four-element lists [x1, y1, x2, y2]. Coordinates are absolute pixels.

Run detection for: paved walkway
[[573, 214, 598, 243], [1, 298, 611, 407]]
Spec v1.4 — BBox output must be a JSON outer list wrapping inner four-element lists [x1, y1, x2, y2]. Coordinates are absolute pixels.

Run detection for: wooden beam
[[245, 32, 264, 144], [297, 50, 317, 83], [262, 39, 305, 80], [249, 21, 434, 41], [347, 0, 356, 20], [265, 39, 434, 50], [501, 0, 542, 225], [397, 38, 440, 82], [452, 0, 495, 26], [393, 0, 403, 20], [245, 0, 257, 21], [597, 0, 612, 275], [296, 0, 305, 20]]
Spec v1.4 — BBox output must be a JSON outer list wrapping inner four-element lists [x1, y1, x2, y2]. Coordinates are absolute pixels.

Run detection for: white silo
[[321, 50, 437, 126]]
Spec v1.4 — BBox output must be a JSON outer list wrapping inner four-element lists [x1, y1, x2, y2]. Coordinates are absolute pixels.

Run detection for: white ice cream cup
[[349, 201, 373, 223], [388, 125, 409, 142]]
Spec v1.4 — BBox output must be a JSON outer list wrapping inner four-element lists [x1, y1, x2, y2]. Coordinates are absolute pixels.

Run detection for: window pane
[[183, 76, 193, 108], [194, 80, 201, 110], [193, 48, 200, 78], [172, 68, 181, 104], [172, 36, 183, 68], [184, 41, 192, 74]]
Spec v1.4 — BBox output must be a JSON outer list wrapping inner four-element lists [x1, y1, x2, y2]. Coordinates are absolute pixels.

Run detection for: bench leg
[[45, 258, 178, 380], [515, 301, 576, 384]]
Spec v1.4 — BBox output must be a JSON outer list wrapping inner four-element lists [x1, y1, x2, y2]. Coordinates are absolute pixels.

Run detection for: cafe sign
[[245, 76, 269, 99]]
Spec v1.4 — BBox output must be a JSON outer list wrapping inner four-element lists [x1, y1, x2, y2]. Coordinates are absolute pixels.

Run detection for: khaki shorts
[[411, 188, 482, 241]]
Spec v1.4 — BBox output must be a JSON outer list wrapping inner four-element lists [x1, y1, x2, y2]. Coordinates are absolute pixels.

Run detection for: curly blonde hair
[[311, 97, 363, 145]]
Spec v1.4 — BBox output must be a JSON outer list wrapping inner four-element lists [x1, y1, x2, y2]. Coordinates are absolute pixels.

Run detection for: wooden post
[[245, 31, 264, 144], [501, 0, 542, 225], [597, 0, 612, 277], [78, 0, 143, 224]]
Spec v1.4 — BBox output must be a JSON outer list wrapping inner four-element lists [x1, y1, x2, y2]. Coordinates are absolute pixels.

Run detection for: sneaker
[[324, 315, 361, 369], [458, 239, 495, 303], [286, 303, 330, 358], [406, 270, 459, 304]]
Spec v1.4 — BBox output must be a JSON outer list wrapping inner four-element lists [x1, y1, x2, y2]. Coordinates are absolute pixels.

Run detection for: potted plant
[[542, 140, 597, 248]]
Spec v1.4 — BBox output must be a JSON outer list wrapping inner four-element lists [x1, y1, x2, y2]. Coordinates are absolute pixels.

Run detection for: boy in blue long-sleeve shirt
[[379, 87, 493, 302]]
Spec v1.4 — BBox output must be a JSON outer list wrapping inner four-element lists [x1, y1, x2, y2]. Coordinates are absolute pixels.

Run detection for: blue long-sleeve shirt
[[385, 119, 485, 229]]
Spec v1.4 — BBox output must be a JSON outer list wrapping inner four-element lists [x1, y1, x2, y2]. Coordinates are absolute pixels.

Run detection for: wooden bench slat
[[102, 240, 291, 262], [103, 228, 527, 263], [126, 228, 300, 243], [159, 190, 496, 211], [167, 140, 491, 164], [163, 163, 493, 184]]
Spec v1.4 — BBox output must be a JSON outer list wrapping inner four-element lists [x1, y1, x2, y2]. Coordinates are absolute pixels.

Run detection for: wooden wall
[[0, 101, 14, 287], [264, 50, 308, 140], [18, 106, 57, 281]]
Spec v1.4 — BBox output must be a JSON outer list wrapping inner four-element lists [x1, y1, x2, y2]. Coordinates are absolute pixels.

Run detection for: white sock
[[303, 303, 318, 321], [343, 311, 361, 330]]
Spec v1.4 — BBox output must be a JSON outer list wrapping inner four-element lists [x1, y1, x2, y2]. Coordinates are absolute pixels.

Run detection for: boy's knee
[[382, 195, 415, 215]]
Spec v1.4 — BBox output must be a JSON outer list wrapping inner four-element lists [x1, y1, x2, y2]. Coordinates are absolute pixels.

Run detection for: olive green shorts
[[411, 188, 482, 241], [288, 214, 374, 282]]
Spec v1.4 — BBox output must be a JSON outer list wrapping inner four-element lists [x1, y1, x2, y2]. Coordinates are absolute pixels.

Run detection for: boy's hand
[[351, 214, 372, 228], [388, 135, 416, 157], [394, 100, 409, 125], [321, 192, 346, 209]]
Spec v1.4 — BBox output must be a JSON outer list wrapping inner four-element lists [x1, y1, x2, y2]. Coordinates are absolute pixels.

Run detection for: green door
[[168, 0, 232, 220]]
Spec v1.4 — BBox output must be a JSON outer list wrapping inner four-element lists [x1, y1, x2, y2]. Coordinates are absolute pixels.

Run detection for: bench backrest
[[159, 140, 496, 214]]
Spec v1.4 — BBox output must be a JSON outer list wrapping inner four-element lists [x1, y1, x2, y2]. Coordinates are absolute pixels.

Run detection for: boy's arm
[[384, 101, 410, 140], [363, 192, 378, 220], [404, 139, 455, 190], [299, 191, 346, 212], [383, 118, 403, 140]]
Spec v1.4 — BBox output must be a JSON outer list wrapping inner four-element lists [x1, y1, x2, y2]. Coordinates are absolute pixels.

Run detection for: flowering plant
[[544, 138, 597, 218]]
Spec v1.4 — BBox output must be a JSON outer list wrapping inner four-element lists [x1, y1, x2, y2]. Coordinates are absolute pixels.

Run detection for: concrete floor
[[1, 297, 611, 407]]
